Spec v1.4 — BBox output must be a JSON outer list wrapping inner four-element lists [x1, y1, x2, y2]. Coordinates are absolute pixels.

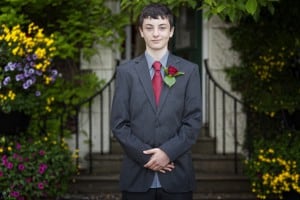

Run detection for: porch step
[[192, 136, 216, 154], [61, 192, 255, 200], [193, 192, 256, 200], [69, 133, 254, 200], [193, 154, 245, 174], [68, 174, 254, 199], [70, 174, 251, 193]]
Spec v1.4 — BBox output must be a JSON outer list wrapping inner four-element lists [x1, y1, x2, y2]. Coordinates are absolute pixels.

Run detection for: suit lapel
[[133, 55, 157, 111], [157, 54, 181, 113]]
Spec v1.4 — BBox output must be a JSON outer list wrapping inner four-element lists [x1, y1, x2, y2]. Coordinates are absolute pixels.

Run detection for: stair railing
[[203, 59, 245, 174], [72, 71, 116, 174]]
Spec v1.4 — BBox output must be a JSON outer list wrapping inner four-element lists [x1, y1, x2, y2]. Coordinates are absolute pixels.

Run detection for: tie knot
[[153, 61, 161, 71]]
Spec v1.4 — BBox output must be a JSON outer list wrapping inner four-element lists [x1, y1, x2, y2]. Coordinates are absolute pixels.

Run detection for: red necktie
[[152, 61, 162, 106]]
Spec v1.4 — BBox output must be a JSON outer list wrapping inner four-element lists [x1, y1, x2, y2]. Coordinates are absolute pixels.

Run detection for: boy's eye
[[145, 26, 153, 30]]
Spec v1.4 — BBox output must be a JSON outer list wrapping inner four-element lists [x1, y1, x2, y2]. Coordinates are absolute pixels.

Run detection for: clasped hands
[[143, 148, 175, 173]]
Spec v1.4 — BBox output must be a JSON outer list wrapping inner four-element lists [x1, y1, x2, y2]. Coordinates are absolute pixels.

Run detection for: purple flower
[[28, 68, 35, 75], [3, 76, 11, 85], [16, 143, 21, 150], [24, 69, 30, 78], [26, 55, 32, 61], [38, 182, 44, 190], [22, 79, 33, 89], [13, 153, 18, 159], [39, 150, 45, 156], [2, 155, 8, 165], [51, 69, 58, 76], [16, 63, 23, 71], [29, 61, 35, 67], [0, 171, 3, 177], [35, 90, 41, 96], [1, 154, 7, 160], [32, 54, 37, 60], [4, 63, 11, 71], [38, 163, 48, 174], [18, 164, 25, 171], [31, 76, 36, 84], [1, 160, 7, 166], [10, 191, 20, 198], [4, 62, 17, 71], [35, 70, 42, 76], [15, 74, 25, 81], [6, 162, 13, 169]]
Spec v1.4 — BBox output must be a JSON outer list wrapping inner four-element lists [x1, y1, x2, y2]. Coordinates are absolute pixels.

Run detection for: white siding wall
[[203, 16, 247, 154], [66, 45, 117, 168]]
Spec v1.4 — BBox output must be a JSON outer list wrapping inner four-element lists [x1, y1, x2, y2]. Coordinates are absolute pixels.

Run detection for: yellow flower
[[268, 148, 274, 154], [35, 47, 47, 59], [8, 90, 16, 100]]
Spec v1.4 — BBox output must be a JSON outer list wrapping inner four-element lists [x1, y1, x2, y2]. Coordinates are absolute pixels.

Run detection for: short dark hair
[[138, 3, 174, 28]]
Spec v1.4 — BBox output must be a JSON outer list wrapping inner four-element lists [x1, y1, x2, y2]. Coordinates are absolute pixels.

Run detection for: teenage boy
[[110, 3, 202, 200]]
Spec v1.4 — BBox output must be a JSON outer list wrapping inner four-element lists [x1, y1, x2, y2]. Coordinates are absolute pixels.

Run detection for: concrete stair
[[68, 131, 256, 200]]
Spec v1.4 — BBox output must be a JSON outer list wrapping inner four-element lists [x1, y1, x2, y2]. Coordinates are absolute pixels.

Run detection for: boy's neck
[[146, 48, 168, 61]]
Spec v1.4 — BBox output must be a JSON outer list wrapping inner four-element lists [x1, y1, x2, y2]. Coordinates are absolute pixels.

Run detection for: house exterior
[[72, 3, 247, 167]]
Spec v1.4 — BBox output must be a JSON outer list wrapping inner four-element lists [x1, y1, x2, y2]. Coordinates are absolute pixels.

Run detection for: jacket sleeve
[[159, 65, 202, 161], [110, 66, 152, 165]]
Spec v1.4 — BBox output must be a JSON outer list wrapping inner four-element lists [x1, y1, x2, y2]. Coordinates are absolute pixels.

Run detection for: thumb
[[143, 148, 156, 154]]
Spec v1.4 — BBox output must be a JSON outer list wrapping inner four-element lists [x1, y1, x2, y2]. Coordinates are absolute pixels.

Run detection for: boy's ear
[[170, 26, 175, 38], [139, 27, 144, 38]]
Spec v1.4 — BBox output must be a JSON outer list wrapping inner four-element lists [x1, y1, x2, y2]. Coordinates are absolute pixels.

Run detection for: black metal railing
[[204, 59, 245, 174], [72, 71, 116, 173]]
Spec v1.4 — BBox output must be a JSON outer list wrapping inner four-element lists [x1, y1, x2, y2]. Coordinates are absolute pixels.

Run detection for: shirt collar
[[145, 51, 169, 71]]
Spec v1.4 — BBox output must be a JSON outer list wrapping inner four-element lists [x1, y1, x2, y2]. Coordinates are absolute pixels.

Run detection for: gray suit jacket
[[110, 53, 202, 192]]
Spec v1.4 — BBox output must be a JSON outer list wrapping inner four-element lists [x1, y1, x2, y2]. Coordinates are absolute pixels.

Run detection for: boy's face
[[139, 16, 174, 52]]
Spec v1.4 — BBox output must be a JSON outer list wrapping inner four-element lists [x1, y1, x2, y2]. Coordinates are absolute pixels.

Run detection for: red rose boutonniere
[[163, 65, 184, 87]]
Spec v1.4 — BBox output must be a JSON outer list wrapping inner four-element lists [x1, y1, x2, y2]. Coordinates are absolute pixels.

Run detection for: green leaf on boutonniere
[[163, 65, 184, 87], [164, 75, 176, 87]]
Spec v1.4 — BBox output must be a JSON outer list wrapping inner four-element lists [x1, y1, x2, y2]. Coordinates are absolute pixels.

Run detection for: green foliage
[[225, 0, 300, 116], [201, 0, 279, 22], [120, 0, 198, 22], [0, 134, 77, 199], [225, 1, 300, 197], [43, 72, 103, 108], [27, 71, 104, 137], [0, 0, 127, 61], [244, 131, 300, 199]]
